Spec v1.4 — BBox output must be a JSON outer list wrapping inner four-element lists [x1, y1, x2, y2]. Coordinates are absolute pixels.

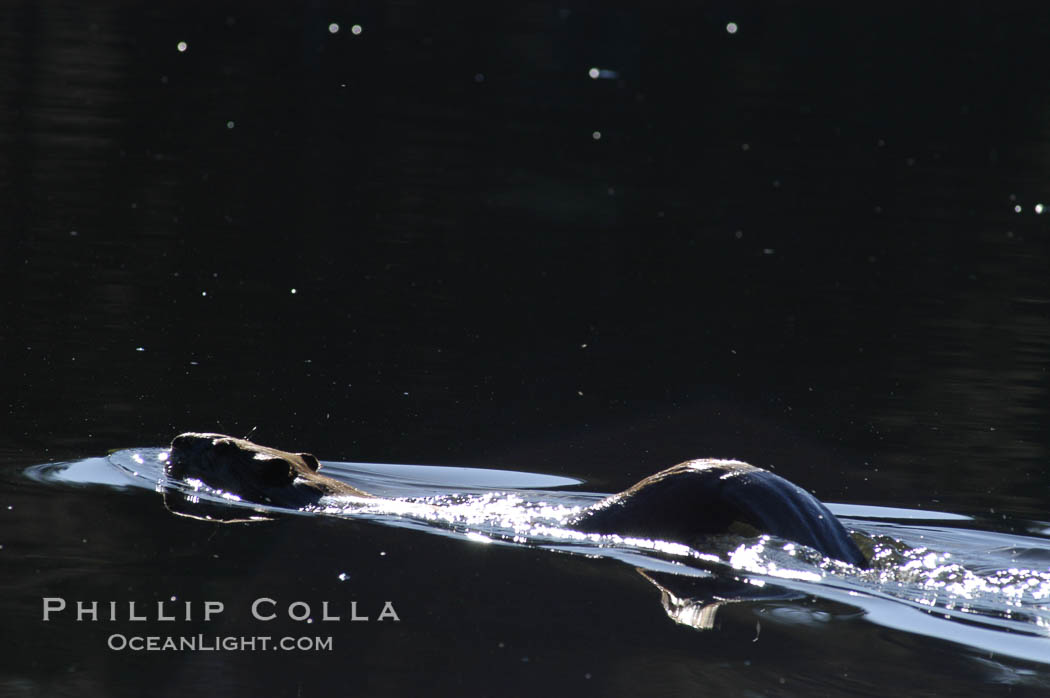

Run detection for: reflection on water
[[5, 0, 1050, 694], [27, 448, 1050, 666]]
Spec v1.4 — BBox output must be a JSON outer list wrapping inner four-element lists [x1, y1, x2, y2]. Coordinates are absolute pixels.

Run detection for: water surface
[[3, 1, 1050, 695], [24, 449, 1050, 671]]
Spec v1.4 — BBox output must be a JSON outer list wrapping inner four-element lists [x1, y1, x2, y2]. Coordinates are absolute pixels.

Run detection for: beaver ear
[[298, 453, 320, 472], [255, 458, 297, 487]]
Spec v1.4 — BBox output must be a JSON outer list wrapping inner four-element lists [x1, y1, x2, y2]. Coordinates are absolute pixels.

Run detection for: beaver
[[166, 432, 867, 567]]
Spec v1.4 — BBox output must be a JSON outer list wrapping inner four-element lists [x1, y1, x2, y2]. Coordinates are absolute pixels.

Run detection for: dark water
[[3, 1, 1050, 695]]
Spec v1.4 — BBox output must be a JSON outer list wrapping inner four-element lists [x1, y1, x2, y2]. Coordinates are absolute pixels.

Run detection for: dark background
[[2, 1, 1050, 694]]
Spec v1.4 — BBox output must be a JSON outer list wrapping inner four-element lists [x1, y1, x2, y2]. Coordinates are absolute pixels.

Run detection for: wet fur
[[166, 433, 866, 567], [571, 460, 867, 567]]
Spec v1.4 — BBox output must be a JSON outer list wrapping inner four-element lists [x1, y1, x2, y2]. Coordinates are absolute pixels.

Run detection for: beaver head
[[166, 432, 367, 508]]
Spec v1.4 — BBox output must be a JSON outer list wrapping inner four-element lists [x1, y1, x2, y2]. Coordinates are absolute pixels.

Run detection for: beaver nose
[[172, 434, 197, 449], [169, 434, 219, 469], [171, 432, 222, 450]]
